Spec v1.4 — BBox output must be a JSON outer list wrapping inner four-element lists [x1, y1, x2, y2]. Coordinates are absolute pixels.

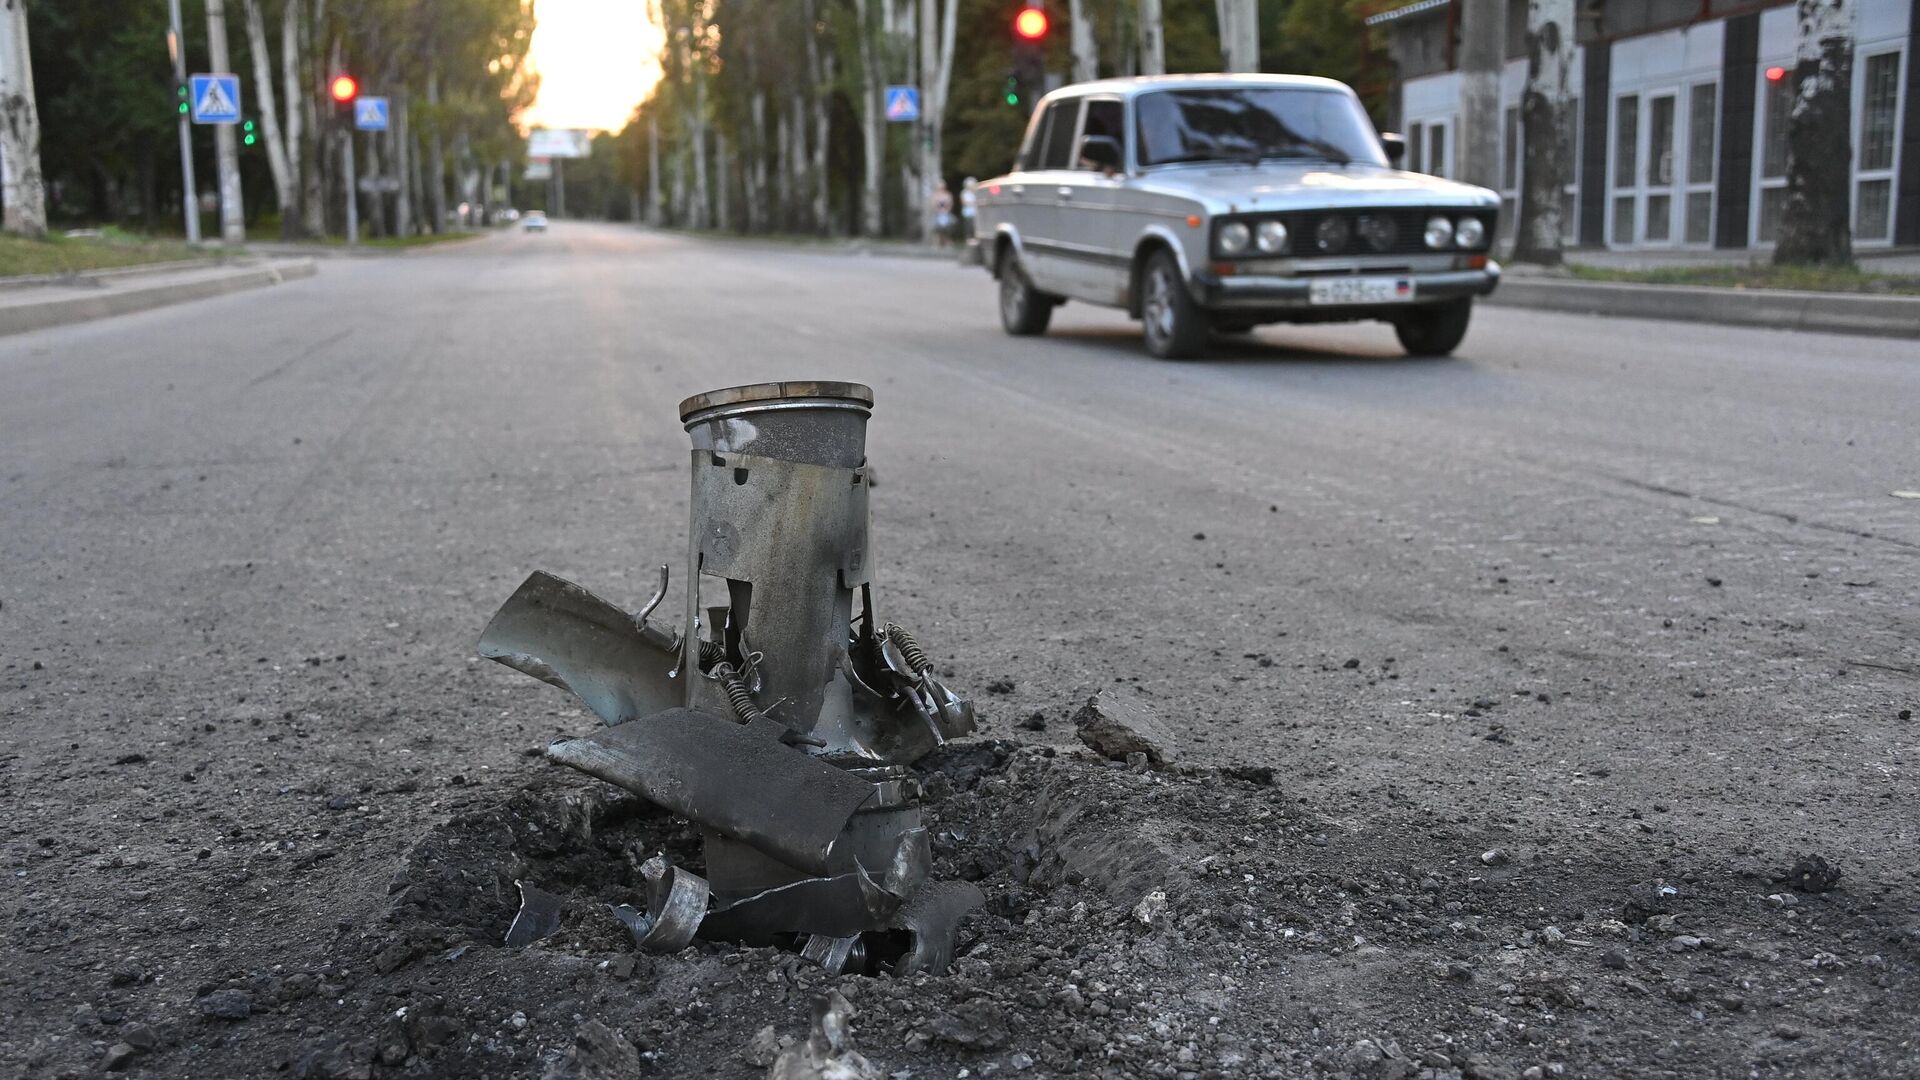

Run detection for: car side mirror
[[1379, 132, 1407, 163], [1079, 135, 1123, 172]]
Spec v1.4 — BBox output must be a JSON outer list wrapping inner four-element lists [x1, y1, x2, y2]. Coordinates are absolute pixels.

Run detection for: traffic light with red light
[[330, 74, 359, 121], [1009, 5, 1048, 113]]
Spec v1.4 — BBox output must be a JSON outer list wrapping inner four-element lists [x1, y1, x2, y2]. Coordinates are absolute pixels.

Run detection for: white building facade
[[1371, 0, 1917, 251]]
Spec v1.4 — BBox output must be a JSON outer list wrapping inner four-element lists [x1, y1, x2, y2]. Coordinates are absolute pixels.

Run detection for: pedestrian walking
[[958, 177, 979, 263], [931, 180, 954, 249]]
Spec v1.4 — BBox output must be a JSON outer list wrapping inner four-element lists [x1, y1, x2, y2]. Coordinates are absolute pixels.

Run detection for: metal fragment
[[503, 881, 564, 947], [480, 382, 982, 962], [798, 933, 866, 975], [547, 708, 876, 878], [478, 571, 682, 726], [885, 880, 985, 975], [608, 855, 708, 952]]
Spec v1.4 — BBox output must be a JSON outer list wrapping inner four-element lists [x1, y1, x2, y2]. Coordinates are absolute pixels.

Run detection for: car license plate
[[1308, 276, 1414, 305]]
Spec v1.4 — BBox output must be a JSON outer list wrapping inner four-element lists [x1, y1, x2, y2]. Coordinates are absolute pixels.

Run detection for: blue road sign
[[189, 73, 242, 124], [355, 96, 390, 132], [884, 85, 921, 123]]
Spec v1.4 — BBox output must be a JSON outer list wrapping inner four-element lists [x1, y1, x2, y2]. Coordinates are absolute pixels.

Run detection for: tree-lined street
[[2, 225, 1914, 1076]]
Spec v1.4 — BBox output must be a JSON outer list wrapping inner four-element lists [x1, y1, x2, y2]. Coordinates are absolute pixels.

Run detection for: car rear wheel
[[998, 249, 1052, 336], [1393, 298, 1472, 357], [1141, 249, 1208, 359]]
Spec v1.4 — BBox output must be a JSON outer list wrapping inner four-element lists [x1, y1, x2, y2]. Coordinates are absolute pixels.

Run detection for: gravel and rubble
[[11, 716, 1908, 1079]]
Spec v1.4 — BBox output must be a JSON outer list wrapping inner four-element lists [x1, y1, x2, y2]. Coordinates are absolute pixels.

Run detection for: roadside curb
[[0, 258, 222, 292], [1486, 276, 1920, 338], [0, 258, 317, 338]]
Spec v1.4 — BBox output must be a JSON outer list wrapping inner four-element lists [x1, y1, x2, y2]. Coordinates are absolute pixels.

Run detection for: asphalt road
[[2, 221, 1915, 1076]]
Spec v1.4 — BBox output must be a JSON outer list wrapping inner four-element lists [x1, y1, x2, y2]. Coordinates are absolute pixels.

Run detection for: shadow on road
[[1040, 324, 1454, 367]]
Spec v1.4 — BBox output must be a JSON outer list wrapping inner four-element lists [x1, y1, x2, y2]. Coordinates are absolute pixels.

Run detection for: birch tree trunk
[[280, 0, 307, 236], [0, 0, 48, 238], [426, 71, 448, 233], [1138, 0, 1165, 76], [1215, 0, 1258, 72], [715, 130, 732, 231], [919, 0, 958, 243], [242, 0, 295, 228], [750, 90, 768, 232], [804, 0, 832, 234], [299, 9, 327, 236], [854, 0, 886, 237], [1774, 0, 1854, 265], [393, 90, 413, 235], [647, 114, 661, 225], [1069, 0, 1098, 82], [1512, 0, 1573, 264]]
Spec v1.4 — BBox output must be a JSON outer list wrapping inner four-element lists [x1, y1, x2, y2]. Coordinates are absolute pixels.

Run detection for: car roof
[[1040, 72, 1353, 102]]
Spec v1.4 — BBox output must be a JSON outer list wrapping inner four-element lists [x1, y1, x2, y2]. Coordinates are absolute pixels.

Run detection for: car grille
[[1274, 207, 1493, 257]]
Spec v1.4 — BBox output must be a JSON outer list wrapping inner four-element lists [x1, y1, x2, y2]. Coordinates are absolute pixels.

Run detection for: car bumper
[[1192, 264, 1501, 311]]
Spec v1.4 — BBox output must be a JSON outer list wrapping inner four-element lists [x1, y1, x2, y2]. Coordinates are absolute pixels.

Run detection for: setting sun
[[521, 0, 663, 133]]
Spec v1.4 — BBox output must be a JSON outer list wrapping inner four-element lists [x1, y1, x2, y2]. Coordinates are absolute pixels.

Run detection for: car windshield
[[1135, 87, 1387, 168]]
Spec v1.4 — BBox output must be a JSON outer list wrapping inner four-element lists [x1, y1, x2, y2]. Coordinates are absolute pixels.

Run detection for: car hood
[[1139, 163, 1498, 212]]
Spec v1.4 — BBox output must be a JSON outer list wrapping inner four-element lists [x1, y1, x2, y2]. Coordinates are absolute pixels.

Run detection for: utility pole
[[1138, 0, 1165, 76], [166, 0, 202, 243], [342, 131, 359, 244], [204, 0, 246, 243], [0, 0, 49, 238], [1215, 0, 1259, 72], [1457, 0, 1503, 189]]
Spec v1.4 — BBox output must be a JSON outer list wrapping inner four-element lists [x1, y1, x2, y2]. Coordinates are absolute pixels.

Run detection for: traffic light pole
[[166, 0, 201, 245], [204, 0, 245, 244], [342, 131, 359, 245]]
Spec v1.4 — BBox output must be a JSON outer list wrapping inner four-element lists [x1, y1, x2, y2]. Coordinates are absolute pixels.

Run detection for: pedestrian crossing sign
[[355, 97, 391, 132], [885, 85, 921, 122], [189, 74, 242, 125]]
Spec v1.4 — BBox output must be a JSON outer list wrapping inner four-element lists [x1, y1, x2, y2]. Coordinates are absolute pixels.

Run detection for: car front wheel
[[1141, 249, 1208, 359], [998, 249, 1052, 336], [1393, 298, 1472, 357]]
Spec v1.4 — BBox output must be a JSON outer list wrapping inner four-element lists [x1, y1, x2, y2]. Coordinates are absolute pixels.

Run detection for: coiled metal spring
[[884, 623, 932, 676], [709, 662, 766, 725]]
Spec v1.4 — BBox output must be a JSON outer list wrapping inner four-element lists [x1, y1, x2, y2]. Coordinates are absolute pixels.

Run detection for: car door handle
[[1010, 184, 1024, 195], [1057, 187, 1074, 199]]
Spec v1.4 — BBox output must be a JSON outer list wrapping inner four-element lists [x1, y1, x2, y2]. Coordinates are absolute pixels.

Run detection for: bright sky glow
[[522, 0, 663, 133]]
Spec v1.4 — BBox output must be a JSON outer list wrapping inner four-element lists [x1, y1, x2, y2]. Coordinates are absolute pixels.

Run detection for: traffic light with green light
[[176, 82, 190, 116], [1003, 74, 1020, 107], [243, 119, 257, 146]]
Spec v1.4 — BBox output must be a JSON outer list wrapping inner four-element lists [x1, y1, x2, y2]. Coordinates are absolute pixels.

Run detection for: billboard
[[527, 128, 591, 159]]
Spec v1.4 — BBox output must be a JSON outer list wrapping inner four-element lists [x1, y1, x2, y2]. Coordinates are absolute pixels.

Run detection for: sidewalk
[[0, 258, 317, 337], [1520, 246, 1920, 276]]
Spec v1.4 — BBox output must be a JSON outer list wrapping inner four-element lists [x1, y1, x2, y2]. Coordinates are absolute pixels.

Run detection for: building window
[[1760, 73, 1791, 180], [1613, 95, 1639, 189], [1757, 186, 1788, 243], [1429, 121, 1449, 177], [1687, 83, 1716, 184], [1646, 95, 1675, 241], [1855, 51, 1901, 242], [1564, 95, 1580, 245], [1409, 123, 1424, 175], [1756, 69, 1792, 243], [1685, 83, 1716, 243], [1612, 94, 1639, 245]]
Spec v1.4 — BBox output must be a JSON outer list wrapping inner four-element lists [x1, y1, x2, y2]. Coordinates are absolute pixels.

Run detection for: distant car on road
[[522, 211, 548, 233], [972, 74, 1501, 358]]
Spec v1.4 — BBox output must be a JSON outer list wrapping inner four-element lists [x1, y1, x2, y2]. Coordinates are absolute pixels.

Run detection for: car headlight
[[1454, 216, 1487, 249], [1217, 222, 1251, 256], [1255, 220, 1289, 254], [1314, 216, 1351, 253], [1423, 215, 1454, 249]]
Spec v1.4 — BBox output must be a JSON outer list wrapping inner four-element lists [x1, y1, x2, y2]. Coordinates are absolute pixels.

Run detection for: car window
[[1076, 99, 1123, 169], [1036, 100, 1081, 170], [1135, 87, 1388, 167], [1018, 106, 1052, 170]]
